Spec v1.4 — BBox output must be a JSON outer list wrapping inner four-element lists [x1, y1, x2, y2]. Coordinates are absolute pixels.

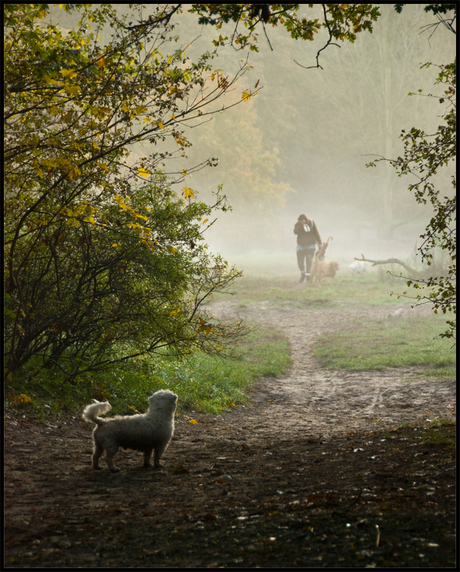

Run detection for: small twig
[[124, 5, 182, 30], [294, 4, 341, 70], [375, 524, 381, 547], [262, 21, 273, 51]]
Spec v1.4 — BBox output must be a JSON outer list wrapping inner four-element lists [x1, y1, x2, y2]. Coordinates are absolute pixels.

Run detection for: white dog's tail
[[82, 399, 112, 425]]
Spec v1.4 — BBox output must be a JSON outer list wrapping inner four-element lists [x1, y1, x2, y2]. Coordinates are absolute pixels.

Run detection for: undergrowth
[[5, 323, 291, 421]]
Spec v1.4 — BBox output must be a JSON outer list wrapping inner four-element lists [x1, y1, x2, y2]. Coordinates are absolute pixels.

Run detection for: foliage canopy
[[4, 4, 255, 381]]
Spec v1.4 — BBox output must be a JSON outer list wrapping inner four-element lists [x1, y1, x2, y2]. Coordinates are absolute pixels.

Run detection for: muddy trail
[[4, 300, 456, 568], [211, 300, 455, 437], [210, 300, 456, 439]]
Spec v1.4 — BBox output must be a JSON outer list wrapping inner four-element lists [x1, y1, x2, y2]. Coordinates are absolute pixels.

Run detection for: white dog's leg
[[153, 443, 167, 468], [143, 449, 153, 468], [104, 444, 120, 473], [92, 441, 104, 470]]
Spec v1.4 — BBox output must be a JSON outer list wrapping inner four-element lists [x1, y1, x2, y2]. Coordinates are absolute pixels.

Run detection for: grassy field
[[313, 313, 456, 378], [6, 263, 455, 420], [216, 273, 408, 309]]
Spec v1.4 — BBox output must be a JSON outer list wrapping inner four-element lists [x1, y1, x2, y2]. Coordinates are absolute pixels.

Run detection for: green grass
[[313, 314, 456, 378], [215, 273, 422, 309], [420, 419, 456, 448], [5, 266, 455, 421], [5, 323, 291, 420]]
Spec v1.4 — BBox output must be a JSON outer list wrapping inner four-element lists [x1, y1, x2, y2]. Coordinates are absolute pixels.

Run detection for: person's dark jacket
[[294, 217, 322, 247]]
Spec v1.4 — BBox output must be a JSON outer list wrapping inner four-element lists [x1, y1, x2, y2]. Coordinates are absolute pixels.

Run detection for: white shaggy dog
[[349, 260, 371, 275], [82, 390, 178, 472]]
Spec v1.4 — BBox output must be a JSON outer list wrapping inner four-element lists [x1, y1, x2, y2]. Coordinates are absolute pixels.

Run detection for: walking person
[[294, 214, 322, 283]]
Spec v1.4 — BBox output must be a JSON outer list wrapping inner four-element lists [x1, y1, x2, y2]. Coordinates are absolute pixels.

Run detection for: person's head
[[298, 214, 307, 222]]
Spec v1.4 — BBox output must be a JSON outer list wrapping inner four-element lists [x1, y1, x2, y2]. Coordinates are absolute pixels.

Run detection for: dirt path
[[4, 300, 456, 568], [208, 300, 455, 439]]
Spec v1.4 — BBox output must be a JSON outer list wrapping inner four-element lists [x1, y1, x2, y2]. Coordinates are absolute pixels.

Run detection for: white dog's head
[[148, 389, 178, 415]]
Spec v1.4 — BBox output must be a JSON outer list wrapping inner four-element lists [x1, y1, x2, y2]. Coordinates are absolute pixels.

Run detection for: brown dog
[[310, 260, 339, 287]]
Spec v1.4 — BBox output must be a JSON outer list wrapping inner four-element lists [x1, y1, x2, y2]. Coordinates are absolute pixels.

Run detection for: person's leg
[[296, 249, 306, 282], [305, 249, 314, 283]]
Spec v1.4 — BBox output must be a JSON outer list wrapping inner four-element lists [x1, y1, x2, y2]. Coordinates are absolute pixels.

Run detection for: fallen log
[[354, 254, 418, 276]]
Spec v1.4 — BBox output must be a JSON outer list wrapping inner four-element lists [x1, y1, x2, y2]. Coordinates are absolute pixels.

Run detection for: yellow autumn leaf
[[157, 121, 164, 129], [67, 165, 81, 179], [188, 419, 198, 424], [115, 195, 127, 210], [197, 317, 213, 335], [65, 85, 81, 97], [96, 57, 106, 68], [182, 187, 194, 199], [242, 90, 252, 102], [60, 69, 78, 79], [83, 215, 96, 224], [15, 393, 34, 405], [138, 167, 150, 178]]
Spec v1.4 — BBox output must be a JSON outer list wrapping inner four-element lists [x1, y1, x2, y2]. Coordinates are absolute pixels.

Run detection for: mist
[[171, 4, 455, 273], [45, 4, 455, 274]]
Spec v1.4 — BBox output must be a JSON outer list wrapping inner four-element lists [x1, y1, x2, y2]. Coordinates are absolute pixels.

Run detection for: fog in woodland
[[49, 4, 455, 271], [173, 4, 455, 271]]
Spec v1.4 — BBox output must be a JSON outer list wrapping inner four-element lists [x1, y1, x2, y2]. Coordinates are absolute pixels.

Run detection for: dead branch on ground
[[354, 254, 418, 276]]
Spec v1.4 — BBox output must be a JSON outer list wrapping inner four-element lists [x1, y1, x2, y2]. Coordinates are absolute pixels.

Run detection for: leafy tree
[[183, 94, 294, 252], [4, 4, 256, 381], [189, 4, 381, 59], [368, 60, 456, 339], [397, 63, 455, 338], [365, 4, 456, 339]]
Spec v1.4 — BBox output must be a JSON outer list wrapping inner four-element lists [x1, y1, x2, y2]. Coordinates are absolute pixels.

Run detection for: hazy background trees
[[178, 4, 455, 257]]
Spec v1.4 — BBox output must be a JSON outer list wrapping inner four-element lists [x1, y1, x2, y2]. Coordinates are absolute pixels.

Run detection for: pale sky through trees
[[45, 4, 455, 264]]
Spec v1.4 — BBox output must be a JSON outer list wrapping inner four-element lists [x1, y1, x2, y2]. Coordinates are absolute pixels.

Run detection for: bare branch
[[354, 254, 418, 275], [294, 4, 341, 70]]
